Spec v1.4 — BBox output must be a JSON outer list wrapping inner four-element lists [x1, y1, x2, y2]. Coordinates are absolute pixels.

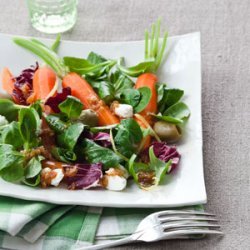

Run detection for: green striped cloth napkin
[[0, 196, 203, 250]]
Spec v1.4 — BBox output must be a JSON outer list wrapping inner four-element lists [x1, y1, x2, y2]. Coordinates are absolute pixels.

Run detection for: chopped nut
[[64, 166, 78, 178], [89, 95, 105, 111], [22, 146, 52, 161], [137, 171, 155, 187], [110, 101, 120, 114]]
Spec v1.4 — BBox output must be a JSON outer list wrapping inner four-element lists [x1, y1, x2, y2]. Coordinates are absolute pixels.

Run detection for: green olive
[[153, 121, 182, 143], [77, 109, 98, 127]]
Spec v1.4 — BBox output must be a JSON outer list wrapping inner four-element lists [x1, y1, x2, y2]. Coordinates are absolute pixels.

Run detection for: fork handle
[[79, 235, 134, 250]]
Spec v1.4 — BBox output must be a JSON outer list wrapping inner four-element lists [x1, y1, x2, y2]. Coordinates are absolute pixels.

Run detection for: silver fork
[[79, 210, 223, 250]]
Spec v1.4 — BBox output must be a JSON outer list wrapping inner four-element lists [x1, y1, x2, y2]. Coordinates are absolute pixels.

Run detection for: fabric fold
[[0, 196, 203, 250], [0, 196, 56, 236]]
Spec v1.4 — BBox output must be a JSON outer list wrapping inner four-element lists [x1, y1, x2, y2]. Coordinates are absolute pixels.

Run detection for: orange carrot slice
[[0, 67, 15, 95], [135, 117, 151, 149], [30, 66, 57, 102], [62, 72, 119, 126], [134, 73, 158, 150], [135, 73, 158, 123]]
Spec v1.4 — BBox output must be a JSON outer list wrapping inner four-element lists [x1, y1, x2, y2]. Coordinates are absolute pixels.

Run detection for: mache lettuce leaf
[[114, 119, 143, 158], [82, 139, 121, 169], [23, 155, 44, 187], [129, 147, 172, 189], [0, 144, 24, 182]]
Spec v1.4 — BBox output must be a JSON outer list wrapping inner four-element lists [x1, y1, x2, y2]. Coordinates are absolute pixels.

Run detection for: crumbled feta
[[41, 167, 51, 174], [114, 104, 133, 118], [51, 169, 64, 186], [105, 165, 129, 179], [105, 175, 127, 191], [41, 168, 64, 187], [0, 115, 8, 127]]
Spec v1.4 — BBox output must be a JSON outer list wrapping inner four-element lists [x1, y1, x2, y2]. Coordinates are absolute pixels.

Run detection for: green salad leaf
[[51, 147, 77, 163], [45, 114, 68, 133], [128, 154, 148, 183], [25, 155, 44, 179], [87, 51, 107, 64], [30, 101, 43, 117], [87, 52, 111, 78], [57, 123, 85, 151], [155, 85, 190, 124], [114, 119, 143, 158], [1, 163, 24, 182], [158, 88, 184, 113], [110, 71, 134, 98], [0, 121, 24, 149], [0, 144, 24, 182], [63, 57, 96, 73], [23, 155, 44, 187], [0, 99, 19, 122], [58, 96, 83, 119], [83, 139, 121, 169], [152, 114, 183, 124], [118, 60, 155, 77], [153, 102, 190, 125], [119, 89, 141, 108], [87, 71, 135, 105], [163, 102, 190, 121], [97, 81, 115, 104], [63, 56, 116, 78], [19, 108, 41, 150], [129, 147, 172, 189], [148, 146, 172, 186], [156, 83, 165, 103], [134, 87, 152, 113]]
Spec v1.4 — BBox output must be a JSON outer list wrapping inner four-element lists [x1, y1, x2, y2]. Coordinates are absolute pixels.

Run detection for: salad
[[0, 20, 190, 191]]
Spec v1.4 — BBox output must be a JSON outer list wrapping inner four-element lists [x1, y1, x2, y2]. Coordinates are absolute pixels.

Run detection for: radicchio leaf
[[85, 132, 111, 148], [65, 163, 103, 190], [12, 63, 39, 105], [45, 87, 71, 112], [141, 142, 181, 173]]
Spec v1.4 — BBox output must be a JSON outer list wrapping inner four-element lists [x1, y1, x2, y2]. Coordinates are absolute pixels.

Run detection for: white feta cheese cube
[[51, 169, 64, 187], [114, 104, 133, 118], [41, 167, 51, 174], [105, 175, 127, 191]]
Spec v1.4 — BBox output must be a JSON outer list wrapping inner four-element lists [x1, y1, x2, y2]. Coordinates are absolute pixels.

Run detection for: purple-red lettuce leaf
[[85, 132, 111, 148], [45, 87, 71, 112], [12, 63, 39, 105], [14, 62, 39, 88], [141, 141, 181, 173], [65, 163, 103, 190]]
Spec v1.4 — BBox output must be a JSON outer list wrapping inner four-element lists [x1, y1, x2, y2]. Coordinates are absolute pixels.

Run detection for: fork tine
[[162, 223, 221, 230], [162, 229, 224, 239], [158, 216, 218, 223], [157, 210, 215, 217]]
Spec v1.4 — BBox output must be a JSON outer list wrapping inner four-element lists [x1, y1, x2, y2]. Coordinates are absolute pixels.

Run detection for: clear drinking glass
[[26, 0, 78, 34]]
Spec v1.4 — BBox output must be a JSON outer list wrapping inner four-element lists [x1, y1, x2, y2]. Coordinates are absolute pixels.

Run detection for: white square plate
[[0, 32, 206, 207]]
